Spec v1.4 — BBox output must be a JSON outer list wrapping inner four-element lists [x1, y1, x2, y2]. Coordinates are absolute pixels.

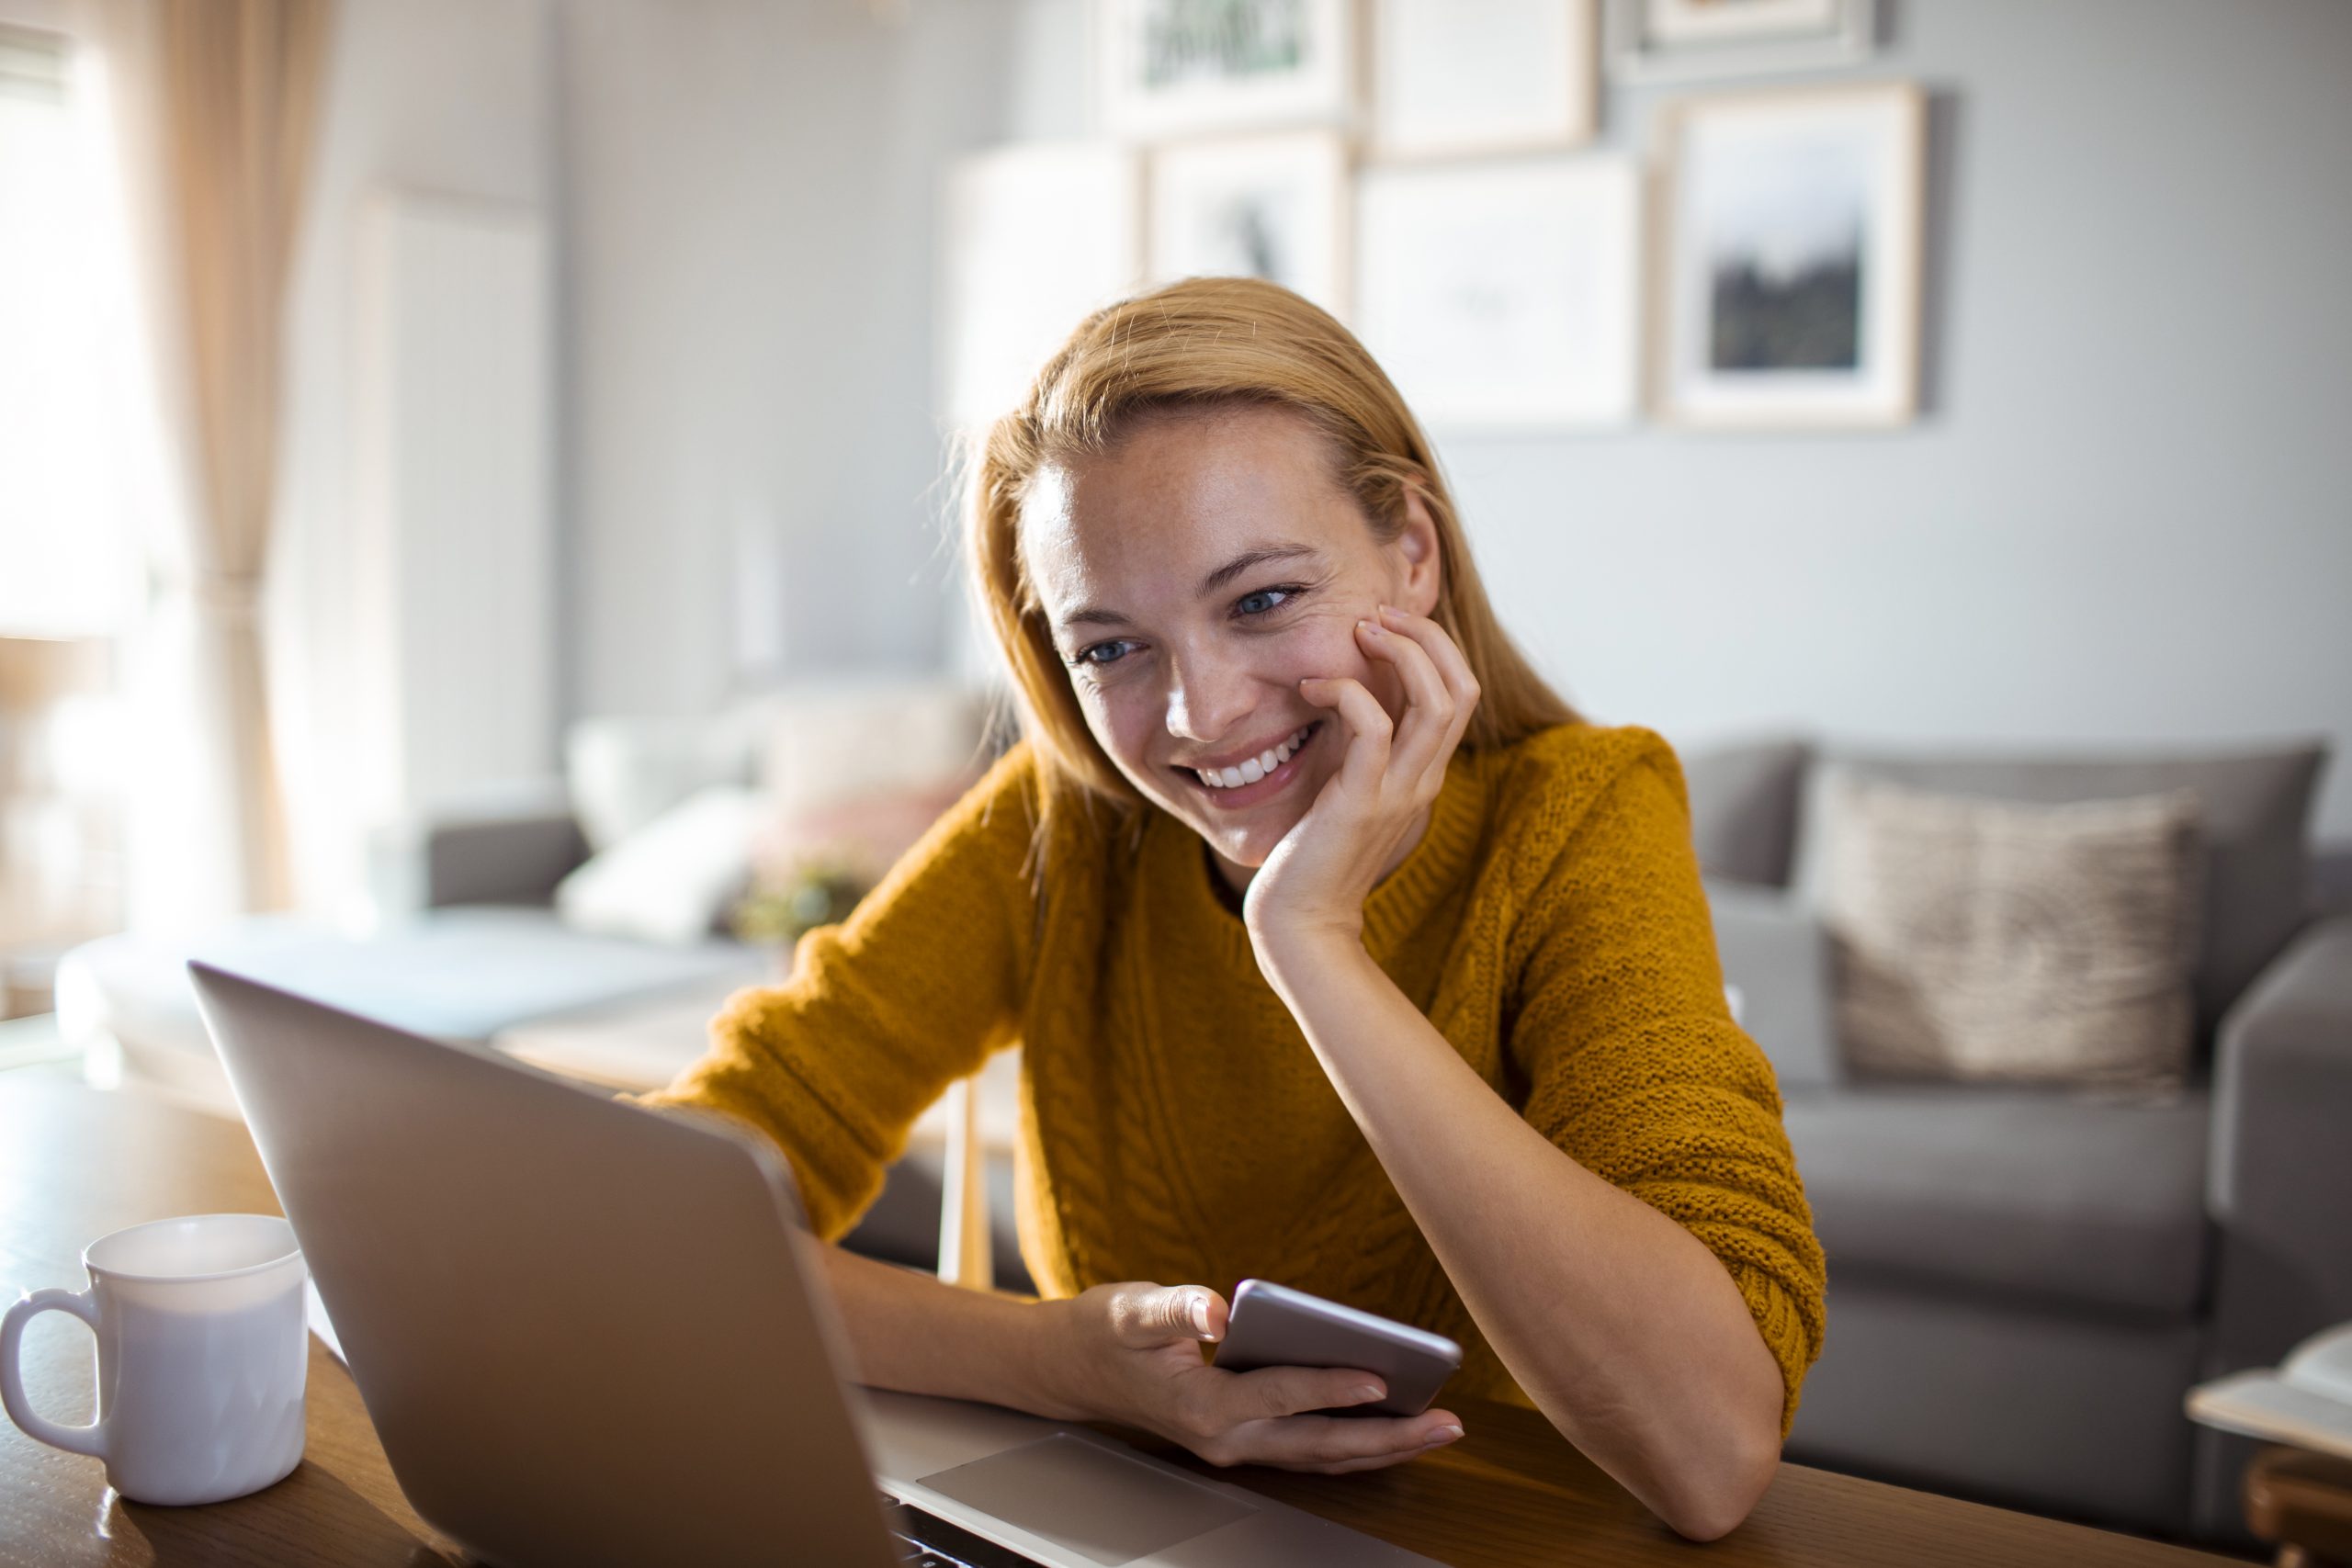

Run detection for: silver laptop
[[188, 962, 1438, 1568]]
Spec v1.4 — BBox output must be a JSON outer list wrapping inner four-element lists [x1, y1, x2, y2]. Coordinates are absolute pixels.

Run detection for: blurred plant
[[731, 778, 975, 953], [729, 850, 870, 948]]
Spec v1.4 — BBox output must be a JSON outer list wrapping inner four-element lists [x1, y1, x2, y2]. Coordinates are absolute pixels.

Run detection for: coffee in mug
[[1, 1213, 308, 1506]]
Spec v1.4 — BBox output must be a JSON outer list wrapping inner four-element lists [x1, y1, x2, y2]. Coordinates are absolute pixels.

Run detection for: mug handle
[[1, 1287, 107, 1460]]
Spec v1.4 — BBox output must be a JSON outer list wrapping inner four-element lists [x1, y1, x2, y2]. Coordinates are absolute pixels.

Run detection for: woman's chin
[[1145, 779, 1314, 872], [1199, 814, 1304, 873]]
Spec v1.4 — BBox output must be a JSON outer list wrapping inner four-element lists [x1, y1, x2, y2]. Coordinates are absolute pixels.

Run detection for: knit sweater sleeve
[[1503, 731, 1827, 1435], [632, 743, 1040, 1241]]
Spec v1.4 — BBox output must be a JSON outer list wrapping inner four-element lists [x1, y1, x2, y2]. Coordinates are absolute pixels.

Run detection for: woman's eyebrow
[[1196, 543, 1318, 596], [1059, 543, 1322, 631]]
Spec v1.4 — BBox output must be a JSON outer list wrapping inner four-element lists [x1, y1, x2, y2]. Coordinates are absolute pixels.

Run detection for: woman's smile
[[1176, 719, 1325, 808]]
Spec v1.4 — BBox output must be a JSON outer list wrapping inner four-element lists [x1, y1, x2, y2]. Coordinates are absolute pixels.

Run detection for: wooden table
[[0, 1077, 2239, 1567]]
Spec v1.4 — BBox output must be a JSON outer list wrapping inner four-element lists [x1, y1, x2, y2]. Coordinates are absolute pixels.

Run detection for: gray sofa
[[1684, 735, 2349, 1541]]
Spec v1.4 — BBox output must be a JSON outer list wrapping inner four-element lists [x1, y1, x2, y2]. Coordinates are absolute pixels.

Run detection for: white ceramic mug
[[1, 1213, 309, 1506]]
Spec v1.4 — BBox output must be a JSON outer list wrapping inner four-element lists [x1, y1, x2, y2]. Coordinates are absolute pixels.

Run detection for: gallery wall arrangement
[[936, 0, 1916, 437]]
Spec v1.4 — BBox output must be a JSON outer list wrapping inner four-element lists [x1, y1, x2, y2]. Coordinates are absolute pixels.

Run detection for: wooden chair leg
[[935, 1076, 993, 1291]]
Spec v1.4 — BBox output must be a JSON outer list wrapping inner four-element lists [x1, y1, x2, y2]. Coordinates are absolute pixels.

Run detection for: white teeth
[[1193, 725, 1312, 790]]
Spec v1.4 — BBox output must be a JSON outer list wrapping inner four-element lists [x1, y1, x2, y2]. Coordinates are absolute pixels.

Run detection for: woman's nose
[[1163, 649, 1256, 743]]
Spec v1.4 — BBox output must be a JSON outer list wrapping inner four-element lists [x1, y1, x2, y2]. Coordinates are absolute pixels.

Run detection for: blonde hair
[[965, 276, 1580, 859]]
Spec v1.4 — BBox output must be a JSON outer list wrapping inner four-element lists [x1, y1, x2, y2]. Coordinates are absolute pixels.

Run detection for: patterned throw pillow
[[1817, 776, 2205, 1088]]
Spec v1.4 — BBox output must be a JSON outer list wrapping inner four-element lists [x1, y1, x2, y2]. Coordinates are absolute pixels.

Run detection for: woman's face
[[1020, 403, 1442, 882]]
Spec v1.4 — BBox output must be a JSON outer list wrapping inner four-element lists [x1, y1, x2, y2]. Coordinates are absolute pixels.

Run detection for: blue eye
[[1236, 585, 1303, 617], [1072, 639, 1135, 669]]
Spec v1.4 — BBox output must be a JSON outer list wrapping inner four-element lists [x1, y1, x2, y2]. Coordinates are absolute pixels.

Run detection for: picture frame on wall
[[937, 143, 1142, 429], [1094, 0, 1355, 141], [1146, 130, 1351, 321], [1654, 81, 1925, 429], [1355, 155, 1641, 429], [1605, 0, 1877, 85], [1369, 0, 1599, 162]]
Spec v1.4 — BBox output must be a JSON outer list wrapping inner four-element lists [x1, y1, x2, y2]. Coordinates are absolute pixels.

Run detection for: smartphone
[[1211, 1280, 1463, 1418]]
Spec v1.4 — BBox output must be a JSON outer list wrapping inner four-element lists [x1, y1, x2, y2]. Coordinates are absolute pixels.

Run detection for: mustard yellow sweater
[[642, 723, 1826, 1427]]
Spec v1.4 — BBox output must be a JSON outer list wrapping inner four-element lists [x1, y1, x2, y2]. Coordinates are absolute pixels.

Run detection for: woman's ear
[[1393, 489, 1443, 618]]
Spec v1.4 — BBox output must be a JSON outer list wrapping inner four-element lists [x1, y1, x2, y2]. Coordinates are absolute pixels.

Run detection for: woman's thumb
[[1122, 1284, 1225, 1346]]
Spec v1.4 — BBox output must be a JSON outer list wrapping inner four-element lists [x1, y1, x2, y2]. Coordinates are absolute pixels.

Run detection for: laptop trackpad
[[919, 1433, 1258, 1565]]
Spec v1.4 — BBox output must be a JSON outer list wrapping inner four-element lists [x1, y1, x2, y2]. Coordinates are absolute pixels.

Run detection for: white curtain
[[76, 0, 331, 929]]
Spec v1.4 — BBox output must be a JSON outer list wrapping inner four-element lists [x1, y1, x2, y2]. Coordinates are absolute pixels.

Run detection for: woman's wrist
[[1013, 1293, 1102, 1424], [818, 1245, 1099, 1420], [1247, 920, 1376, 998]]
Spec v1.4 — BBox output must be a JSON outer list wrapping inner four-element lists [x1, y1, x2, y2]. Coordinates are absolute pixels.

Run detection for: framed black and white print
[[1655, 81, 1924, 429]]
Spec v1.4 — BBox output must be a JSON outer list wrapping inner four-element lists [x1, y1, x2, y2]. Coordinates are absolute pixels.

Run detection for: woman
[[643, 276, 1825, 1540]]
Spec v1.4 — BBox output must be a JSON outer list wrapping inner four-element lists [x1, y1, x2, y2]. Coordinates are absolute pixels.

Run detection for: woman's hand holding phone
[[1043, 1281, 1464, 1474]]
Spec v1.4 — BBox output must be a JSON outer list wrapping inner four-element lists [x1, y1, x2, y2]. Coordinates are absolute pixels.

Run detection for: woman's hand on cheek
[[1241, 604, 1480, 961]]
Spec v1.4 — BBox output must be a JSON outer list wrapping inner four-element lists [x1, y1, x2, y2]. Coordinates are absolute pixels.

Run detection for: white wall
[[273, 0, 554, 919], [556, 0, 1023, 721], [554, 0, 2352, 839]]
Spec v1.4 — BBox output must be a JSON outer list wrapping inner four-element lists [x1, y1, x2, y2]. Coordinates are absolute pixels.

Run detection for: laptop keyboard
[[882, 1492, 1049, 1567]]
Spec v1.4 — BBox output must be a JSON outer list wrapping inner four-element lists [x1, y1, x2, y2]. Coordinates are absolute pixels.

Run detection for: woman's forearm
[[815, 1244, 1091, 1421], [1254, 935, 1784, 1540]]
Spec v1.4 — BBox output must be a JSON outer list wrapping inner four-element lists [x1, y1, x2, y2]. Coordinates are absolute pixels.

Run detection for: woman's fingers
[[1298, 674, 1393, 796], [1302, 607, 1483, 817], [1378, 604, 1480, 711], [1378, 604, 1481, 766], [1215, 1364, 1389, 1423], [1355, 611, 1455, 792], [1299, 1431, 1465, 1474], [1219, 1408, 1464, 1470]]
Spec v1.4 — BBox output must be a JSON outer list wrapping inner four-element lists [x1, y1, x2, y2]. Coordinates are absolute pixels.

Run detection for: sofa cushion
[[1783, 1084, 2211, 1319], [1679, 735, 1809, 888], [1794, 740, 2327, 1032], [1817, 780, 2205, 1089], [556, 786, 765, 945]]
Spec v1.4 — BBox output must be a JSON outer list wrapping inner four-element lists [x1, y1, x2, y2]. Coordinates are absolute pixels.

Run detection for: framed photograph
[[1094, 0, 1355, 141], [1355, 154, 1641, 429], [1654, 81, 1925, 428], [937, 143, 1143, 429], [1606, 0, 1876, 84], [1146, 130, 1351, 321], [1369, 0, 1598, 161]]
